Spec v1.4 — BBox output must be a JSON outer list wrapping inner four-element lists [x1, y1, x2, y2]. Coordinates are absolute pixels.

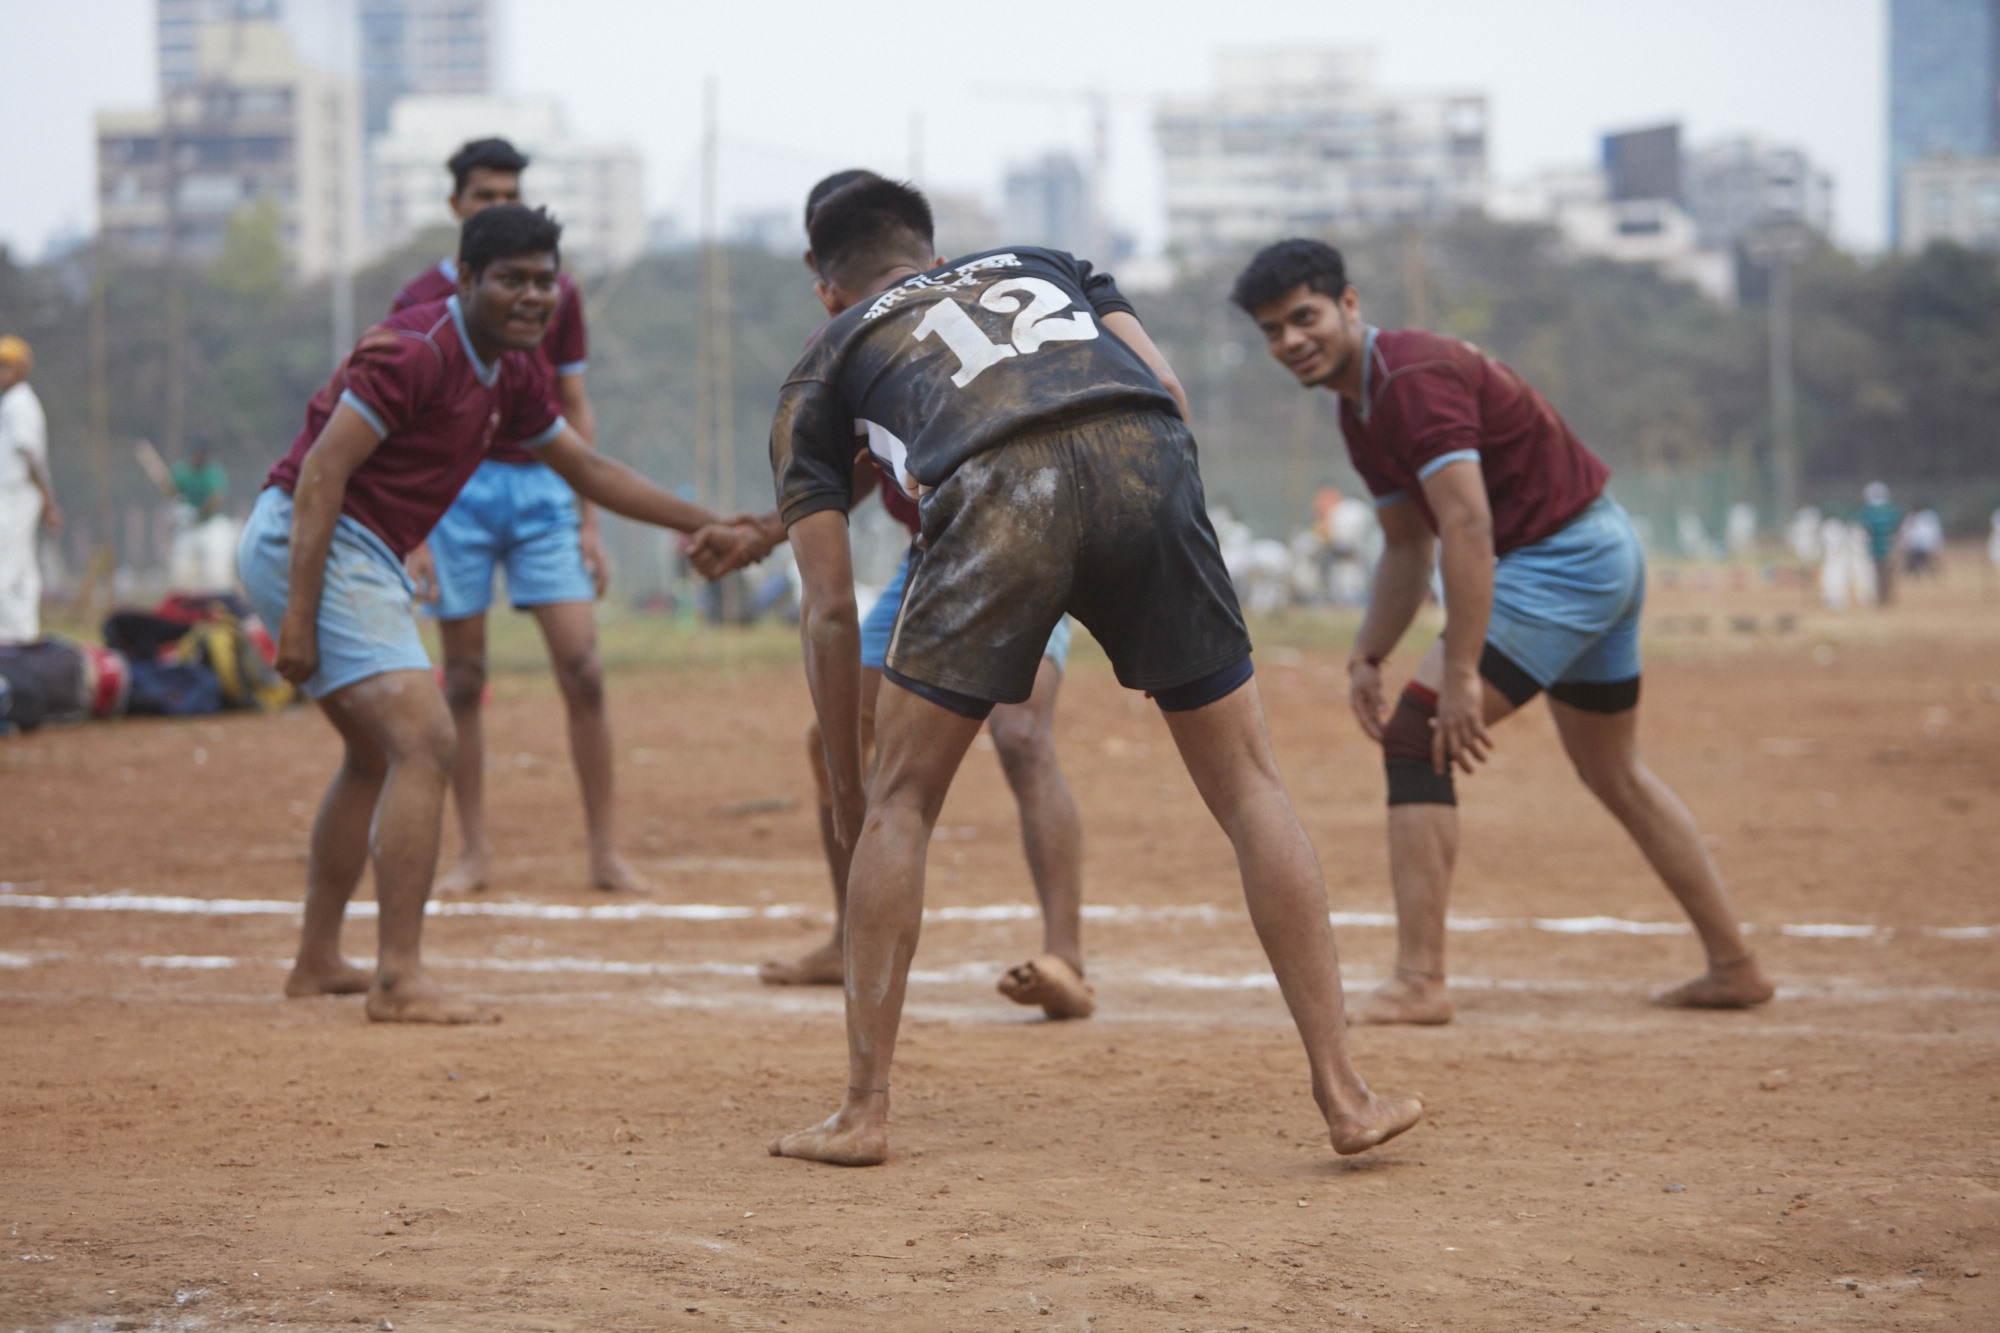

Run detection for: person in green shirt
[[1855, 482, 1903, 606], [171, 446, 228, 519]]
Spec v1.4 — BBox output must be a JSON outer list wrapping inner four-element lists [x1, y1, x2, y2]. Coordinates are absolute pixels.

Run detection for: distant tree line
[[4, 209, 1997, 591]]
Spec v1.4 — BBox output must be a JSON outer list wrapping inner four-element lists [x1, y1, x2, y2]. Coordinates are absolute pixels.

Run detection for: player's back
[[773, 247, 1177, 511]]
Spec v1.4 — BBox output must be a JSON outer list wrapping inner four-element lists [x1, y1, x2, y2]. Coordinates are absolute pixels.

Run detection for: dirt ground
[[4, 560, 1999, 1332]]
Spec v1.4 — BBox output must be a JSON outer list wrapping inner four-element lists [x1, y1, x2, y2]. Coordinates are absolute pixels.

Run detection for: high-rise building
[[1887, 0, 2000, 244], [1684, 139, 1834, 251], [1001, 152, 1092, 259], [358, 0, 491, 137], [1156, 51, 1486, 261], [367, 95, 644, 269], [100, 17, 360, 279], [157, 0, 282, 91], [1603, 125, 1682, 203]]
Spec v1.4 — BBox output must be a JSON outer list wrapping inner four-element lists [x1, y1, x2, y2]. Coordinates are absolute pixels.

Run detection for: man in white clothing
[[0, 336, 61, 642]]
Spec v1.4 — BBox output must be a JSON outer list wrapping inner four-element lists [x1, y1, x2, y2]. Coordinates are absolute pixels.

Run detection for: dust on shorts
[[1481, 493, 1645, 712], [861, 544, 1073, 674], [237, 486, 431, 700], [883, 410, 1249, 708], [426, 459, 594, 620]]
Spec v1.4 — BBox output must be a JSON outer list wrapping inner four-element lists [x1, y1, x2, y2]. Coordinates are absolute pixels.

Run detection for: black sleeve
[[1066, 254, 1137, 321], [770, 377, 854, 527]]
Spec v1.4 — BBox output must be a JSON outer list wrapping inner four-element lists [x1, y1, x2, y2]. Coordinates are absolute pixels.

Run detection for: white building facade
[[368, 95, 645, 269], [1155, 51, 1487, 260], [1898, 155, 2000, 251]]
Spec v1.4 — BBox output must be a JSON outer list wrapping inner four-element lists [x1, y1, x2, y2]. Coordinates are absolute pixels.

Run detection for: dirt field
[[4, 562, 1999, 1332]]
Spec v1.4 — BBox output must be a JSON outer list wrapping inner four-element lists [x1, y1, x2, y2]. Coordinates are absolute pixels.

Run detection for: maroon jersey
[[1338, 328, 1609, 555], [392, 259, 587, 465], [265, 297, 565, 558]]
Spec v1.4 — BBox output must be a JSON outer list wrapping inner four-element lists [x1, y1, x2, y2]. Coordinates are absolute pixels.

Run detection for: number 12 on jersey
[[913, 277, 1099, 388]]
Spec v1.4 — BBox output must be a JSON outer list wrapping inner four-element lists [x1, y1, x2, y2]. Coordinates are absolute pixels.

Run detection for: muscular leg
[[1160, 679, 1422, 1154], [312, 669, 493, 1023], [1354, 640, 1517, 1026], [532, 599, 653, 892], [434, 615, 491, 895], [770, 682, 980, 1165], [1548, 699, 1774, 1008], [761, 668, 883, 985], [988, 657, 1094, 1018], [286, 698, 386, 998]]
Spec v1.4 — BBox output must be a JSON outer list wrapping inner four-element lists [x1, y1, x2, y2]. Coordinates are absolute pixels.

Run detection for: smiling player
[[1233, 238, 1773, 1024], [238, 206, 727, 1023]]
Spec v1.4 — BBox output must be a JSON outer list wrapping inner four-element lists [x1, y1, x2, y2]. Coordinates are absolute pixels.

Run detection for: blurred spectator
[[0, 336, 61, 643], [1855, 482, 1902, 606], [1725, 502, 1758, 559], [139, 438, 239, 591], [1898, 504, 1942, 579]]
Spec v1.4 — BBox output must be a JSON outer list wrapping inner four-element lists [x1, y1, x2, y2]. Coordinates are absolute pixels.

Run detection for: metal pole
[[1769, 254, 1797, 521]]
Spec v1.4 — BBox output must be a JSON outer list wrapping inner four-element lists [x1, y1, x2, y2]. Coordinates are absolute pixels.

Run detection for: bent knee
[[1574, 759, 1645, 812], [442, 659, 487, 711], [987, 710, 1053, 766], [552, 650, 605, 710]]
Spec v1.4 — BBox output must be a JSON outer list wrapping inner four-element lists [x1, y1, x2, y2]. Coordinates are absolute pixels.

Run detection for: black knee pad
[[1381, 683, 1456, 806]]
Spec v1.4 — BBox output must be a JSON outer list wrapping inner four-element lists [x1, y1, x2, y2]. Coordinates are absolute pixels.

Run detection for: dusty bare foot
[[365, 971, 499, 1024], [767, 1106, 888, 1166], [590, 851, 657, 894], [433, 853, 490, 897], [1653, 954, 1776, 1009], [997, 954, 1095, 1019], [759, 940, 844, 987], [1327, 1093, 1426, 1155], [1347, 968, 1454, 1026], [283, 959, 372, 998]]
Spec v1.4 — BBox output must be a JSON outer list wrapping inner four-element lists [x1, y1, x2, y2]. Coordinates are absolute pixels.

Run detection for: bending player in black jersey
[[756, 178, 1422, 1166]]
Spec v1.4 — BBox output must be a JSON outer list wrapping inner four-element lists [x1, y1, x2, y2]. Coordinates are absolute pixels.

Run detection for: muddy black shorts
[[882, 410, 1251, 717]]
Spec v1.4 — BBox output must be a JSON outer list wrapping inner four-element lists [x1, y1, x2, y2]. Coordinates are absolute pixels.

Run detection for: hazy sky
[[2, 0, 1884, 260]]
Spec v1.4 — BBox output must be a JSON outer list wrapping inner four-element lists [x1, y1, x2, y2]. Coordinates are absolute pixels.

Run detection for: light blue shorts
[[1486, 493, 1645, 687], [237, 486, 432, 700], [428, 459, 594, 620], [861, 545, 1073, 675]]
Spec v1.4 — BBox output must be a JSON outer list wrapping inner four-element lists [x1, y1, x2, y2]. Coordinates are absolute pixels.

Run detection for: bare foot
[[433, 854, 489, 897], [365, 971, 499, 1024], [759, 940, 844, 987], [1653, 954, 1776, 1009], [997, 954, 1095, 1020], [590, 851, 657, 894], [768, 1107, 888, 1166], [1347, 969, 1454, 1026], [284, 959, 372, 998], [1327, 1093, 1426, 1155]]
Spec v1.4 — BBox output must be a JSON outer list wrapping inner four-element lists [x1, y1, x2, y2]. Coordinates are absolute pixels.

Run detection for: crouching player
[[238, 205, 726, 1023], [1233, 238, 1775, 1024], [762, 178, 1421, 1164]]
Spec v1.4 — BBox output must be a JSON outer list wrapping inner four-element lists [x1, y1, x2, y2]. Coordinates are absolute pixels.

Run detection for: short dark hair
[[1230, 238, 1350, 312], [806, 177, 935, 288], [448, 137, 531, 195], [459, 204, 561, 277], [804, 169, 882, 229]]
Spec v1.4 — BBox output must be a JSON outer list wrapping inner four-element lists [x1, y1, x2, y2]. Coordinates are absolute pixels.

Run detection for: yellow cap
[[0, 335, 30, 368]]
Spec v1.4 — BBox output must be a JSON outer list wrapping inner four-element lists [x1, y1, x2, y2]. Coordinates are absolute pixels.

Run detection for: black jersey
[[769, 247, 1178, 527]]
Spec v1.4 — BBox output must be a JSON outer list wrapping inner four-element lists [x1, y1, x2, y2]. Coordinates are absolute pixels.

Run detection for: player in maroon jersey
[[1234, 238, 1772, 1024], [239, 206, 727, 1023], [394, 138, 648, 897]]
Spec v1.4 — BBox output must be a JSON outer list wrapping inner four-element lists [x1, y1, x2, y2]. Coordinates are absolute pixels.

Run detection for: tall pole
[[163, 87, 186, 461], [1087, 91, 1109, 263], [328, 0, 356, 367], [694, 78, 716, 513], [1768, 253, 1798, 522]]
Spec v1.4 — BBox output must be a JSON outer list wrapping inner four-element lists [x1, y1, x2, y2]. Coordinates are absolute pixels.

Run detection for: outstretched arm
[[533, 427, 718, 533], [791, 508, 866, 849], [1101, 310, 1190, 421], [276, 403, 381, 683], [556, 373, 610, 597], [1346, 497, 1435, 742]]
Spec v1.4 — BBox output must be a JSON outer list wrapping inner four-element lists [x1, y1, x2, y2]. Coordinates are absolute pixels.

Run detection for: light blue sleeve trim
[[1373, 490, 1409, 509], [555, 361, 588, 377], [1416, 448, 1481, 481], [337, 389, 389, 439], [519, 414, 569, 449]]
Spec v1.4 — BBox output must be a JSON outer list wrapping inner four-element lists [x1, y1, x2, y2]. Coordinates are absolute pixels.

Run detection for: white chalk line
[[1, 887, 1991, 942], [2, 948, 1996, 1006]]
